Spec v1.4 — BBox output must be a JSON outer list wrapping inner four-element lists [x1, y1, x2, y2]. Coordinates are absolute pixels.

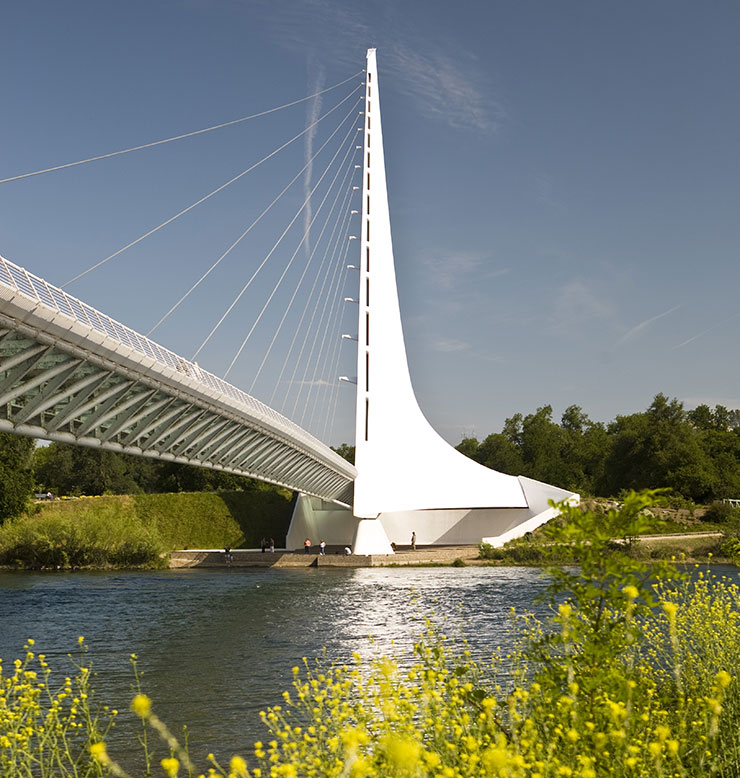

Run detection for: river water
[[0, 566, 553, 764], [3, 564, 730, 767]]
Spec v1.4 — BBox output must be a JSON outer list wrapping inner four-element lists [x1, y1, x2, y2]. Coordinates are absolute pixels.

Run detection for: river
[[1, 564, 726, 768]]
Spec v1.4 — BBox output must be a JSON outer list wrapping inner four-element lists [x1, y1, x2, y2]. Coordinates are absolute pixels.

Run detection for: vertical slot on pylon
[[367, 195, 370, 214], [367, 101, 371, 113], [366, 247, 370, 272], [368, 72, 371, 82], [365, 398, 369, 441], [368, 116, 371, 129], [367, 152, 370, 167], [365, 351, 369, 392], [367, 134, 370, 147], [366, 218, 370, 241], [368, 85, 371, 97], [367, 173, 370, 189], [366, 312, 370, 346], [366, 277, 370, 307]]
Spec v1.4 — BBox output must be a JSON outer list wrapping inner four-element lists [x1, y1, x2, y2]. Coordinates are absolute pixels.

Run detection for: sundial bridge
[[0, 49, 576, 554]]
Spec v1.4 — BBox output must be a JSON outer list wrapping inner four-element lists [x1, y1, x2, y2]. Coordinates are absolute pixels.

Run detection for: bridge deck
[[0, 254, 356, 504]]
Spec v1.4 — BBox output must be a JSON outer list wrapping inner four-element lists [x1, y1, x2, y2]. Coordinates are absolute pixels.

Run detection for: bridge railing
[[0, 254, 327, 454]]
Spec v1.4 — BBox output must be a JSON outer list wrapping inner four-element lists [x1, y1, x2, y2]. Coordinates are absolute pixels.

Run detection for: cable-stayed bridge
[[0, 49, 576, 553], [0, 254, 356, 505]]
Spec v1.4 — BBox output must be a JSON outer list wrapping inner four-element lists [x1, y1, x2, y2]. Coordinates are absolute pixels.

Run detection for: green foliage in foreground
[[7, 492, 740, 777], [0, 489, 294, 568]]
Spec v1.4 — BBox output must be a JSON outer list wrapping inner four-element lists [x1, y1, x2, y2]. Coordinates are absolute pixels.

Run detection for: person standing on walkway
[[319, 540, 326, 555], [269, 538, 275, 552], [411, 532, 416, 551], [260, 537, 267, 553], [304, 538, 312, 554]]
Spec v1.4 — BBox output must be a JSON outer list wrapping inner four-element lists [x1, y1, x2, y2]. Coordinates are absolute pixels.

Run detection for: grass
[[0, 487, 295, 569]]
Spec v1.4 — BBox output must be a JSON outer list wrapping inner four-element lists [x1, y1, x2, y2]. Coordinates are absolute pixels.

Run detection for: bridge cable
[[61, 85, 362, 289], [246, 165, 358, 393], [308, 237, 356, 434], [276, 190, 354, 412], [290, 203, 354, 420], [146, 97, 362, 337], [267, 185, 352, 408], [192, 113, 360, 362], [0, 71, 363, 186], [298, 215, 354, 426], [321, 235, 357, 441], [263, 180, 355, 407], [223, 133, 359, 379], [301, 209, 356, 428]]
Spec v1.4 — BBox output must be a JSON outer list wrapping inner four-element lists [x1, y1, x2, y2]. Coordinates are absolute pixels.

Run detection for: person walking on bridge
[[304, 538, 312, 554]]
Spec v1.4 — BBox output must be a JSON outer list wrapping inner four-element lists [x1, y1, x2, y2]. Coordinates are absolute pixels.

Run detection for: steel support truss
[[0, 256, 356, 506]]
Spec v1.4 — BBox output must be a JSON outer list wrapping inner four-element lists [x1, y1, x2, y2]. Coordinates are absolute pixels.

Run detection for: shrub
[[0, 502, 164, 569], [701, 501, 740, 524], [477, 541, 502, 560]]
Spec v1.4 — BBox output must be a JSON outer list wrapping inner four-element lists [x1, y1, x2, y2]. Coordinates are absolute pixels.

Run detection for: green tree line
[[456, 393, 740, 501], [1, 391, 739, 523], [0, 434, 268, 522]]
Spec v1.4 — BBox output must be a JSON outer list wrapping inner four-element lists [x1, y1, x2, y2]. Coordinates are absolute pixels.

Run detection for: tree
[[476, 433, 524, 475], [604, 394, 716, 501], [0, 432, 35, 521], [331, 444, 355, 464], [34, 441, 260, 496], [455, 437, 480, 462]]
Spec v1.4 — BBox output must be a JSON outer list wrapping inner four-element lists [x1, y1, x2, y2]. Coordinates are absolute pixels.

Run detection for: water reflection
[[0, 566, 557, 762]]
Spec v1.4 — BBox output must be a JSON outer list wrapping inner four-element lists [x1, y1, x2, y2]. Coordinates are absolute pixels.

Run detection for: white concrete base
[[286, 495, 357, 550], [352, 518, 394, 555], [288, 476, 579, 552]]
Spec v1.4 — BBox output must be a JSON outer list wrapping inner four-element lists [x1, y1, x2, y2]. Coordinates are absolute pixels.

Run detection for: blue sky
[[2, 1, 739, 446]]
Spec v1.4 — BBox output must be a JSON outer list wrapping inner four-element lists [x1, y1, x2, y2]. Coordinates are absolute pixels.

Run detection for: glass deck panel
[[30, 277, 56, 308], [50, 289, 75, 318], [0, 261, 13, 288], [68, 298, 90, 325], [111, 322, 133, 348], [81, 305, 105, 333], [8, 266, 36, 298]]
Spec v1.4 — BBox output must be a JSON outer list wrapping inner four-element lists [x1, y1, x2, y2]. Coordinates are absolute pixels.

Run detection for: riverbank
[[0, 488, 294, 569], [168, 531, 733, 569]]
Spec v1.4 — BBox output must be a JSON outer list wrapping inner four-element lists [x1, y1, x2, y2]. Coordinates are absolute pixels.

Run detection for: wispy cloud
[[243, 0, 505, 134], [672, 311, 740, 350], [615, 305, 681, 347], [550, 279, 616, 332], [387, 46, 505, 133], [303, 61, 325, 258], [432, 337, 471, 353], [418, 249, 509, 290], [533, 173, 565, 211]]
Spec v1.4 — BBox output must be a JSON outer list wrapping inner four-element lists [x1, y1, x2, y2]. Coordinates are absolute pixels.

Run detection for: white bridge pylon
[[288, 49, 578, 554]]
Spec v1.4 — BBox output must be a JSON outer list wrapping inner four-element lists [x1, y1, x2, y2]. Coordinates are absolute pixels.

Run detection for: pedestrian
[[224, 547, 233, 565], [269, 538, 275, 552], [411, 531, 416, 551], [304, 538, 312, 554], [260, 537, 267, 553], [319, 540, 326, 556], [344, 546, 352, 555]]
